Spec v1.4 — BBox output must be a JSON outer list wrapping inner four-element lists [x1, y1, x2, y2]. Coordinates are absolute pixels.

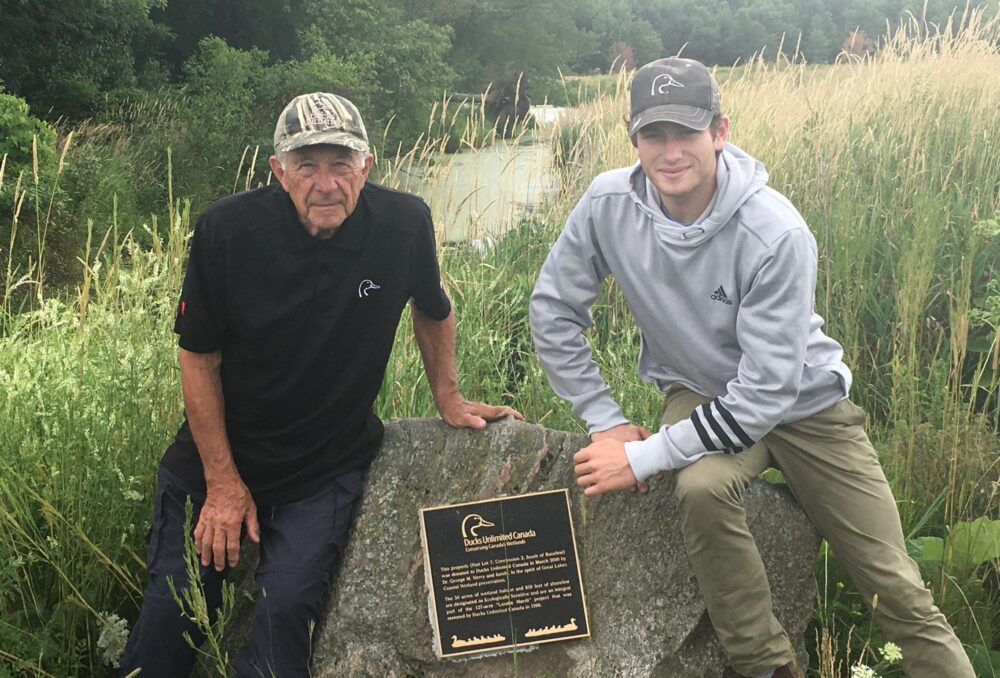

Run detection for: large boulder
[[306, 418, 821, 677]]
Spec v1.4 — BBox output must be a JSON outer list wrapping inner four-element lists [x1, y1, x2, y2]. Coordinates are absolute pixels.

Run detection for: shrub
[[0, 92, 57, 212]]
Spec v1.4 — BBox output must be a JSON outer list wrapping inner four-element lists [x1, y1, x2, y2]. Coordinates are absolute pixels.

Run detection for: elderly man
[[529, 58, 973, 677], [121, 92, 521, 677]]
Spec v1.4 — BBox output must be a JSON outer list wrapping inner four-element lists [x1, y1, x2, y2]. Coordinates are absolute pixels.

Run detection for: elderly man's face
[[269, 145, 372, 238]]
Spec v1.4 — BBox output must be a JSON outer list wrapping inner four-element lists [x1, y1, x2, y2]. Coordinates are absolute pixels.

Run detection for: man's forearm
[[410, 305, 460, 407], [411, 302, 524, 429], [179, 348, 259, 568], [178, 348, 239, 485]]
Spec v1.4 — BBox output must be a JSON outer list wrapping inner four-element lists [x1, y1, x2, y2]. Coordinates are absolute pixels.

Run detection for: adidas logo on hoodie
[[711, 286, 733, 305]]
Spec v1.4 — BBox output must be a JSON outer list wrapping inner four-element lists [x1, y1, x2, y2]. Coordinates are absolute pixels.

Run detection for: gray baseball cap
[[628, 58, 722, 135], [273, 92, 370, 155]]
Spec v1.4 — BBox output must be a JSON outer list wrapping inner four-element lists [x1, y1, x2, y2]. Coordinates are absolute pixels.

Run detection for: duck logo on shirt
[[358, 279, 381, 298]]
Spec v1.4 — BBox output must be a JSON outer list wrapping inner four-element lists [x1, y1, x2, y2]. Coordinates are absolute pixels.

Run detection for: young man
[[121, 92, 521, 677], [529, 58, 973, 678]]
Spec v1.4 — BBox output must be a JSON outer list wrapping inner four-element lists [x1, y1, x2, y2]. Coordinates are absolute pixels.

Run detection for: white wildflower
[[850, 665, 879, 678], [124, 489, 144, 502], [45, 535, 59, 550], [97, 612, 129, 668], [880, 642, 903, 663]]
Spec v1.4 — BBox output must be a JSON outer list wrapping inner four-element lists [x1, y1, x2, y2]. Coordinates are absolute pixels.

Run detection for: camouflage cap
[[628, 58, 722, 134], [273, 92, 370, 155]]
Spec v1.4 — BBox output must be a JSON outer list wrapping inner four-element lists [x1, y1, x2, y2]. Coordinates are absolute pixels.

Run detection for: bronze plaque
[[419, 489, 589, 658]]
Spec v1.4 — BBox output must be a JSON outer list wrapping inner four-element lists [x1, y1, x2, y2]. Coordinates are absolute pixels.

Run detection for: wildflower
[[880, 641, 903, 663], [124, 489, 144, 502], [97, 612, 129, 668], [120, 523, 137, 546], [850, 665, 879, 678]]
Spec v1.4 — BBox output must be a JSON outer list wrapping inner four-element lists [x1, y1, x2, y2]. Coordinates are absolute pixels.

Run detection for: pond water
[[380, 105, 572, 243]]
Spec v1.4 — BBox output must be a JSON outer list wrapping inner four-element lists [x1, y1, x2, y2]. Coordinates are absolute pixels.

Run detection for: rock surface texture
[[302, 418, 821, 678]]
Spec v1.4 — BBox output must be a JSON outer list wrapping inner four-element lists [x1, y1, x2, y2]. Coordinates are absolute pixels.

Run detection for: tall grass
[[0, 173, 189, 673], [719, 11, 1000, 529], [2, 9, 999, 676]]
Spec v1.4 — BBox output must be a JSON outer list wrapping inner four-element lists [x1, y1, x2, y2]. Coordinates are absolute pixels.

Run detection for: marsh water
[[386, 105, 571, 243]]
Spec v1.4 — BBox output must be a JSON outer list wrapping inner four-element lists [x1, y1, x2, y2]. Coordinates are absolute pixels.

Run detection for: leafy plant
[[0, 93, 56, 213]]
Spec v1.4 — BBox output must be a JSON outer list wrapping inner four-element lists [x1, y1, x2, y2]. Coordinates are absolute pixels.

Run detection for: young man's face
[[269, 144, 372, 238], [634, 118, 729, 220]]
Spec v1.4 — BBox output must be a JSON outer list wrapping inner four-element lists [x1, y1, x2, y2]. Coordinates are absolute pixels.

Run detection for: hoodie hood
[[629, 142, 768, 245]]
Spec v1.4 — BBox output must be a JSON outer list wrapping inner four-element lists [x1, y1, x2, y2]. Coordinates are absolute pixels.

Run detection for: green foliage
[[169, 36, 369, 211], [412, 0, 587, 88], [968, 644, 1000, 678], [150, 0, 303, 72], [173, 37, 273, 206], [910, 517, 1000, 574], [907, 518, 1000, 676], [0, 203, 188, 674], [566, 0, 664, 70], [55, 134, 162, 251], [0, 93, 55, 166], [301, 1, 457, 151], [803, 12, 842, 63], [631, 0, 997, 65], [536, 72, 624, 108], [0, 0, 166, 117], [2, 0, 998, 146], [0, 92, 65, 286]]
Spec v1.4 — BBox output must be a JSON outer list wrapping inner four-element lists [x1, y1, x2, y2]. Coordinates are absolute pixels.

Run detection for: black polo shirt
[[162, 182, 451, 505]]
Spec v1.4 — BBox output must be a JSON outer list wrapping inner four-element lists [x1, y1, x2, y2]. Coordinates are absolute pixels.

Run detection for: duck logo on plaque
[[460, 513, 495, 538], [419, 489, 590, 658]]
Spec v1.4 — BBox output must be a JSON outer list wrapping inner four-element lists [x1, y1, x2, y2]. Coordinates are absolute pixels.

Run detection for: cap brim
[[275, 130, 370, 155], [628, 105, 714, 135]]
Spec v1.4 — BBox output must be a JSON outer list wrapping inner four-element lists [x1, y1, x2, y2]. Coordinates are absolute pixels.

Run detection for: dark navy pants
[[120, 464, 363, 678]]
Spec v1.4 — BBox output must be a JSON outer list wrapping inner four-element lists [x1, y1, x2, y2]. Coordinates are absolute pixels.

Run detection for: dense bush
[[0, 93, 57, 208]]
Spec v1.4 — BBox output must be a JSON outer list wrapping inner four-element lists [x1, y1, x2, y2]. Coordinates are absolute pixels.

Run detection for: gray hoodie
[[529, 143, 851, 480]]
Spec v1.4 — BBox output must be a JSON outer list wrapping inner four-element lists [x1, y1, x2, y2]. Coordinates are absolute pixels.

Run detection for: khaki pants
[[663, 385, 973, 677]]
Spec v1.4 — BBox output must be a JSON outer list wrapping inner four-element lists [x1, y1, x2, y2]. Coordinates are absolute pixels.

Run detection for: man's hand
[[194, 476, 260, 571], [591, 422, 651, 444], [437, 393, 524, 430], [574, 438, 640, 496], [410, 306, 523, 430], [588, 422, 655, 492]]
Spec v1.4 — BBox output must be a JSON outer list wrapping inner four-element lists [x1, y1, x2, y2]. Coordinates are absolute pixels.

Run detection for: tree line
[[2, 0, 995, 126], [0, 0, 995, 284]]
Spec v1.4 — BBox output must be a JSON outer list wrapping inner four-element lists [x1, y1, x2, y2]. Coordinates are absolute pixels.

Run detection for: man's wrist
[[433, 387, 463, 410], [201, 454, 241, 487], [590, 420, 632, 435], [624, 432, 669, 482], [585, 413, 630, 435]]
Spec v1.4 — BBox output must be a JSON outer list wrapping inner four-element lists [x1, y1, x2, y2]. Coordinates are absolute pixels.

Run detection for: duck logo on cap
[[651, 73, 685, 95]]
